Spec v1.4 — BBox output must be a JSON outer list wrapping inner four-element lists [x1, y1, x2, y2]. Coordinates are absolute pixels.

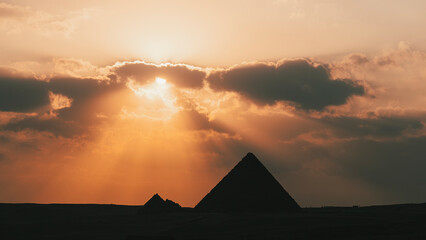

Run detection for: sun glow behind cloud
[[125, 77, 180, 120]]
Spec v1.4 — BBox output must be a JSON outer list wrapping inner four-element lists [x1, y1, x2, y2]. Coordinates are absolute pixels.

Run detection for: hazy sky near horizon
[[1, 0, 426, 207]]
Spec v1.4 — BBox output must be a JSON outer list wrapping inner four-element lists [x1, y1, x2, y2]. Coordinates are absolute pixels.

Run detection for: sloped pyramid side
[[195, 152, 300, 212]]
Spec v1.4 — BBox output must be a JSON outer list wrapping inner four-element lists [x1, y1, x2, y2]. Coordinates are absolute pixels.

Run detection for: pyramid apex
[[241, 152, 261, 163], [140, 193, 182, 214], [145, 193, 164, 204], [152, 193, 162, 198], [246, 152, 255, 157]]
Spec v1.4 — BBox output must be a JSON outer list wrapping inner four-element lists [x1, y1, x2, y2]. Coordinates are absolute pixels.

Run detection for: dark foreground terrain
[[1, 203, 426, 240]]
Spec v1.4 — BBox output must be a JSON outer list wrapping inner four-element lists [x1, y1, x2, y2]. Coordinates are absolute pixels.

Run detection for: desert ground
[[2, 202, 426, 239]]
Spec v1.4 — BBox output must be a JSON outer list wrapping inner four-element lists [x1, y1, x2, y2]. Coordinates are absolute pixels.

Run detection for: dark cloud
[[0, 135, 9, 143], [0, 75, 127, 137], [335, 136, 426, 203], [208, 60, 365, 110], [0, 76, 125, 115], [233, 132, 426, 206], [114, 62, 206, 88], [48, 78, 126, 123], [0, 77, 50, 112], [2, 116, 85, 138], [320, 115, 423, 138], [49, 78, 112, 101], [0, 132, 40, 153]]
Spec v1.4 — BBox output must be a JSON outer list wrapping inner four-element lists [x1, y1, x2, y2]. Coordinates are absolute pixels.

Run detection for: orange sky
[[1, 0, 426, 207]]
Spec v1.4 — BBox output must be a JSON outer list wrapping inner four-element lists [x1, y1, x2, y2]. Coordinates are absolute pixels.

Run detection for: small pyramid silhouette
[[139, 193, 182, 213], [144, 193, 166, 209], [195, 152, 300, 212]]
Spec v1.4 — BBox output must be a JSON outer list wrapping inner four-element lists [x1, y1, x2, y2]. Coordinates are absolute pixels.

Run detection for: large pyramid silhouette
[[195, 152, 300, 212]]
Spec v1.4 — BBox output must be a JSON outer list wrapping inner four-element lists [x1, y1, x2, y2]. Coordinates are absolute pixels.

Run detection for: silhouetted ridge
[[195, 152, 300, 212], [138, 193, 181, 214], [165, 199, 181, 209]]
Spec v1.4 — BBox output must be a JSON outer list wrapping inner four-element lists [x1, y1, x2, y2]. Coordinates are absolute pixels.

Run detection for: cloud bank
[[208, 60, 365, 110], [0, 44, 426, 206]]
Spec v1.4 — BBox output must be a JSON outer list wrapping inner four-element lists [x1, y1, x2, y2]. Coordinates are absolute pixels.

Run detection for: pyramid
[[144, 193, 166, 209], [139, 193, 182, 213], [195, 152, 300, 212]]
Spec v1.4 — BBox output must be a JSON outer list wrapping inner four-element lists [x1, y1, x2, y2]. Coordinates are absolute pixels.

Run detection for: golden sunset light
[[1, 0, 426, 214]]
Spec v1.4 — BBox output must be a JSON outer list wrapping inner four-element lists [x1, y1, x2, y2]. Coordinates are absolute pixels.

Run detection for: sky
[[0, 0, 426, 207]]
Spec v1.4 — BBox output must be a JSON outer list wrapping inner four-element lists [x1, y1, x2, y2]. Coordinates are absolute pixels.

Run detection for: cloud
[[113, 61, 206, 89], [322, 136, 426, 203], [48, 77, 126, 121], [0, 74, 127, 136], [2, 116, 84, 138], [319, 115, 424, 139], [1, 47, 426, 206], [0, 2, 29, 19], [0, 57, 106, 81], [340, 136, 426, 202], [265, 134, 426, 206], [0, 74, 124, 111], [0, 3, 92, 37], [207, 60, 365, 110], [52, 58, 103, 79], [0, 61, 211, 137], [0, 77, 50, 112], [49, 92, 72, 110], [342, 53, 369, 65], [330, 42, 426, 114]]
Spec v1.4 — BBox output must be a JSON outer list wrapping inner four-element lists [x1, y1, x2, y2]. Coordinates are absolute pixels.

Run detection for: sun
[[128, 77, 170, 100], [126, 77, 180, 120], [155, 77, 167, 85]]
